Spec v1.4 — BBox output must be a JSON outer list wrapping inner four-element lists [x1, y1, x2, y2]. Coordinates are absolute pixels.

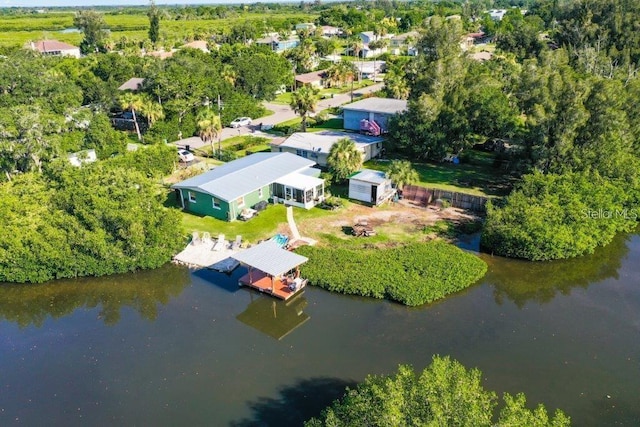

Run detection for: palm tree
[[327, 137, 363, 182], [221, 64, 237, 87], [119, 92, 144, 141], [384, 69, 410, 100], [196, 109, 222, 156], [140, 97, 164, 129], [290, 85, 320, 132], [368, 38, 388, 82], [350, 37, 364, 81], [387, 160, 419, 193]]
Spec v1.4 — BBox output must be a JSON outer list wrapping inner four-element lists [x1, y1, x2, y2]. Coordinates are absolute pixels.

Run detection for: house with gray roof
[[342, 97, 408, 133], [171, 152, 324, 221], [271, 131, 384, 167]]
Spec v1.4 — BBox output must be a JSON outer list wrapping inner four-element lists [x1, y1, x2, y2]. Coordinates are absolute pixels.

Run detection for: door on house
[[370, 185, 377, 204]]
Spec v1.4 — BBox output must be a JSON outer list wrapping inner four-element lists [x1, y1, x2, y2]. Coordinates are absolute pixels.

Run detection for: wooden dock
[[238, 270, 306, 301]]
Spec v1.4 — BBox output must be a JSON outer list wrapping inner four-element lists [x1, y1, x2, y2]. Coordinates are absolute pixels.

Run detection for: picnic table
[[352, 222, 376, 237]]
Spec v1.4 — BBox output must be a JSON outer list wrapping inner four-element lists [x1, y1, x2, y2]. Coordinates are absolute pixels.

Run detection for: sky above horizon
[[3, 0, 267, 7]]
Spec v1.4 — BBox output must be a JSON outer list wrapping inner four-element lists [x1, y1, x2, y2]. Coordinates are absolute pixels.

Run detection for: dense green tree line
[[306, 356, 570, 426], [0, 157, 182, 284]]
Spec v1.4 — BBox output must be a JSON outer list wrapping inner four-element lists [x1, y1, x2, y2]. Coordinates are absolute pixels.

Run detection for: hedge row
[[296, 241, 487, 306]]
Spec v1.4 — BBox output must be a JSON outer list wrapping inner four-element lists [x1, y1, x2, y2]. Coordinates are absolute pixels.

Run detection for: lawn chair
[[201, 232, 212, 245], [191, 231, 200, 245], [212, 233, 226, 251], [231, 235, 242, 251]]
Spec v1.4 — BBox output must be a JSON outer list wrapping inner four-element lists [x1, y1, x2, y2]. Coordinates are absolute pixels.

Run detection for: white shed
[[348, 169, 395, 206]]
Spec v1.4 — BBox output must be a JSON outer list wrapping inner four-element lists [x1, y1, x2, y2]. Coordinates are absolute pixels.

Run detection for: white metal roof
[[232, 240, 308, 277], [281, 131, 383, 154], [275, 172, 324, 190], [342, 97, 408, 115], [350, 169, 389, 185]]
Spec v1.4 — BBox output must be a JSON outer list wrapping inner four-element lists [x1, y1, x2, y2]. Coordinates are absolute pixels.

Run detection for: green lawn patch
[[272, 92, 293, 105], [296, 241, 487, 306], [366, 150, 512, 197], [178, 203, 336, 244]]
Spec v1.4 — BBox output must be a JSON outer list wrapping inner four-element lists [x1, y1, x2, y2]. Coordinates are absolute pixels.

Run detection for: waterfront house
[[271, 131, 384, 167], [171, 152, 324, 221], [255, 33, 300, 53]]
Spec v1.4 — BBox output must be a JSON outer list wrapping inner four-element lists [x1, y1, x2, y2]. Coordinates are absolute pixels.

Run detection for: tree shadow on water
[[230, 377, 356, 427]]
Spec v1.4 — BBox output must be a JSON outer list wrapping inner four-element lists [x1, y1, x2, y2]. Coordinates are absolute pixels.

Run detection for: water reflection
[[484, 232, 630, 307], [0, 264, 190, 327], [230, 377, 357, 427], [236, 290, 310, 340]]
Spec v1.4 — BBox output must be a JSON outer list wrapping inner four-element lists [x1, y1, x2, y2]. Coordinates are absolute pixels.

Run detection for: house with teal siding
[[171, 152, 325, 221]]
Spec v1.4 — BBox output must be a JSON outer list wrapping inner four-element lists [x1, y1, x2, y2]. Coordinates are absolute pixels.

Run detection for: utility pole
[[217, 94, 222, 155]]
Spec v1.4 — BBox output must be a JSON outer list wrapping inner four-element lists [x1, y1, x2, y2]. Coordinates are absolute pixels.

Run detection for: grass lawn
[[272, 92, 293, 105], [178, 203, 339, 244], [366, 150, 513, 197]]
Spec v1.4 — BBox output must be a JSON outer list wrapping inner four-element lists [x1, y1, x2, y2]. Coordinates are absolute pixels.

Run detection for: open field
[[0, 11, 317, 47]]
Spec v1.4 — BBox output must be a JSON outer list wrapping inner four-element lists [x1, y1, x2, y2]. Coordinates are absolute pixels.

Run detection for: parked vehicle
[[178, 149, 195, 163], [230, 117, 252, 128]]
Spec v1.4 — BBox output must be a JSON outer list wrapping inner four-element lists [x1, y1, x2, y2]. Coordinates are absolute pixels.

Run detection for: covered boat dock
[[232, 240, 309, 300]]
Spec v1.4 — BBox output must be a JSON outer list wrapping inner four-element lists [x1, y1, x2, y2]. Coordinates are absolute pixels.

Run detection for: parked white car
[[230, 117, 252, 128], [178, 149, 195, 163]]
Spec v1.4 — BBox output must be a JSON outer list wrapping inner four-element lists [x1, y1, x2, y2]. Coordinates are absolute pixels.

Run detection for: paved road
[[182, 83, 385, 150]]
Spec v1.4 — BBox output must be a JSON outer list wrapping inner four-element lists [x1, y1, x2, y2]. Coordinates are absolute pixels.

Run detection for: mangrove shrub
[[296, 241, 487, 306]]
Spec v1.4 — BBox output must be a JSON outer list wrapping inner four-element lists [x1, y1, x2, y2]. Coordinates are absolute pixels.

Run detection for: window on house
[[258, 188, 263, 198], [296, 149, 308, 158], [237, 196, 245, 207], [188, 191, 196, 203], [212, 197, 220, 209]]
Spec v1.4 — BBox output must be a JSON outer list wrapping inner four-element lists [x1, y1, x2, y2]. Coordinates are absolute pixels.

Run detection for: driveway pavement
[[176, 82, 385, 150]]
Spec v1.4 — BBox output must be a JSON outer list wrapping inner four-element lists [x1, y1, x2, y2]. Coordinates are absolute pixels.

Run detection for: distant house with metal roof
[[171, 152, 325, 221], [118, 77, 145, 91], [255, 33, 300, 53], [342, 97, 408, 133], [348, 169, 395, 206], [29, 40, 80, 58], [271, 131, 384, 167]]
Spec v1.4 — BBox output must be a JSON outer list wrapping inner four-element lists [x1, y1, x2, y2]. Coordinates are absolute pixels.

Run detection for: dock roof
[[233, 240, 308, 277]]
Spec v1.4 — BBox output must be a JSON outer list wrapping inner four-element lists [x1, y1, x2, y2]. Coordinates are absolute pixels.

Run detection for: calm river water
[[1, 234, 639, 426]]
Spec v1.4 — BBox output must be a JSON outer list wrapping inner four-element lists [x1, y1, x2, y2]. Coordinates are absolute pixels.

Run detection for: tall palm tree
[[327, 137, 363, 181], [387, 160, 419, 193], [350, 37, 364, 81], [140, 97, 164, 129], [196, 109, 222, 156], [221, 64, 237, 87], [119, 92, 144, 141], [290, 86, 320, 132]]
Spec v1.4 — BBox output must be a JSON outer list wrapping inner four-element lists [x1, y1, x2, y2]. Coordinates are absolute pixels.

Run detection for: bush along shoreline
[[296, 241, 487, 306]]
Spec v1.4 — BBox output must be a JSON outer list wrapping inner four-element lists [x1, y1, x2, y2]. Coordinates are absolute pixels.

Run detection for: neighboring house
[[358, 31, 393, 58], [488, 9, 507, 20], [321, 26, 341, 37], [355, 61, 386, 79], [146, 49, 176, 59], [255, 33, 300, 53], [68, 149, 97, 167], [29, 40, 80, 58], [180, 40, 210, 53], [171, 152, 325, 221], [295, 23, 316, 32], [390, 31, 420, 56], [271, 131, 384, 167], [295, 70, 327, 89], [348, 169, 395, 206], [118, 77, 145, 92], [342, 97, 408, 133]]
